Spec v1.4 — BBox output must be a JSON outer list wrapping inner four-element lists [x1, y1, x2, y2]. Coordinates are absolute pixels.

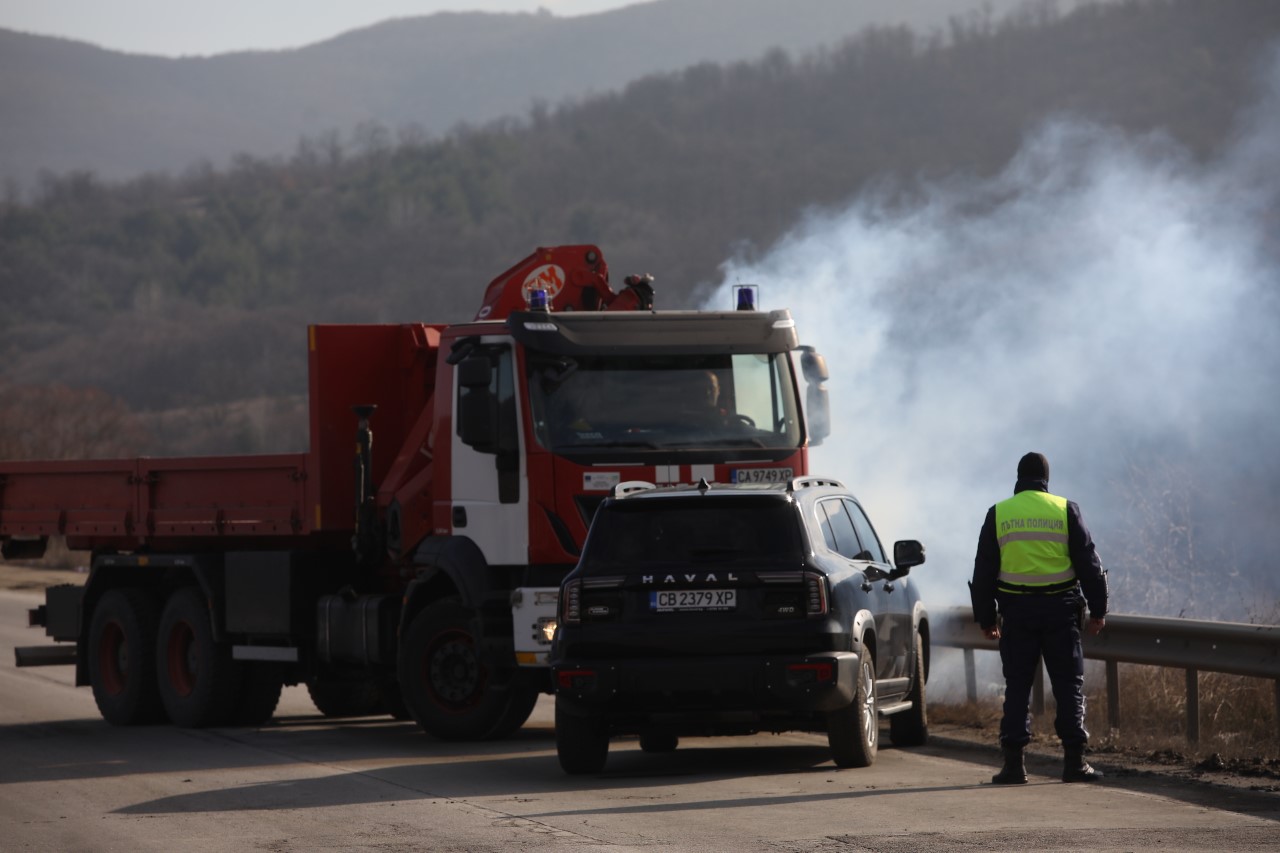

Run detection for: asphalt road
[[2, 588, 1276, 852]]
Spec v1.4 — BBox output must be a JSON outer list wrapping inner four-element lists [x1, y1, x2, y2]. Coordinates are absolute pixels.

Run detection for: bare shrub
[[0, 382, 149, 460], [0, 383, 148, 570], [1106, 452, 1274, 621]]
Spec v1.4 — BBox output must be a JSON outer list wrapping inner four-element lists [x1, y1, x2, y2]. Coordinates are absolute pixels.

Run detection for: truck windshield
[[526, 352, 803, 453]]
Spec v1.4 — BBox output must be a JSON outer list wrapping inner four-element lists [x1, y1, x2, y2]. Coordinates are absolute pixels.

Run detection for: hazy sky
[[0, 1, 639, 57]]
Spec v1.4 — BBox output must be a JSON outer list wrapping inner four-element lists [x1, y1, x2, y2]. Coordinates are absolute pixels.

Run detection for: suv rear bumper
[[553, 650, 860, 719]]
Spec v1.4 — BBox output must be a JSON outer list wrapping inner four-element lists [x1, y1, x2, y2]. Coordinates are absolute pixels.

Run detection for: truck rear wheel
[[398, 597, 533, 740], [828, 648, 877, 768], [307, 678, 384, 718], [156, 587, 238, 727], [88, 588, 166, 725], [233, 663, 285, 726]]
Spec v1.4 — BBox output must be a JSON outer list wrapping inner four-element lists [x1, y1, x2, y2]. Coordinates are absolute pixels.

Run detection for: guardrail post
[[1185, 668, 1199, 744], [1106, 660, 1120, 731], [1275, 679, 1280, 746], [964, 649, 977, 703]]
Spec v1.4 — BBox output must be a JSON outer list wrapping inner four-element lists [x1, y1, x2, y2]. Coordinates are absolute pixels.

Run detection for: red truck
[[1, 245, 830, 739]]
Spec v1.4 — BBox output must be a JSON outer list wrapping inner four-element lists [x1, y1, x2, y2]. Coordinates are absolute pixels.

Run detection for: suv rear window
[[580, 497, 804, 570]]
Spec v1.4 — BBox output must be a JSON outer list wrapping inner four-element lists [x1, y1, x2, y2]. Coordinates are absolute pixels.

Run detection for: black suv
[[550, 476, 929, 774]]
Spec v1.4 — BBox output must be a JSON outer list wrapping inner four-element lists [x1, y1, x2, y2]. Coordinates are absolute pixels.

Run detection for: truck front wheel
[[156, 587, 239, 727], [88, 588, 166, 725], [398, 597, 536, 740]]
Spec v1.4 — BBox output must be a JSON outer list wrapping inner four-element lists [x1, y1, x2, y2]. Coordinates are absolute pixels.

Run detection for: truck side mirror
[[800, 346, 830, 446], [458, 355, 492, 388], [806, 383, 830, 445], [800, 347, 829, 383], [457, 356, 498, 452]]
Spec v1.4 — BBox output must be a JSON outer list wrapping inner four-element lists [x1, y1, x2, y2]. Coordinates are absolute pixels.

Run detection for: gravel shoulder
[[0, 562, 88, 594], [928, 714, 1280, 796]]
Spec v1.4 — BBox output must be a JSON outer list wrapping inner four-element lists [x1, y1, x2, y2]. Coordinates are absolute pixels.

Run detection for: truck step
[[14, 644, 77, 667]]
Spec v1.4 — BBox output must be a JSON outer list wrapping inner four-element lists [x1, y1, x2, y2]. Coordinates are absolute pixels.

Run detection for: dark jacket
[[971, 478, 1109, 629]]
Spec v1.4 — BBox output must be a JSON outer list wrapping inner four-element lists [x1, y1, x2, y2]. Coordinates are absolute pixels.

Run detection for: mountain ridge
[[0, 0, 1047, 187]]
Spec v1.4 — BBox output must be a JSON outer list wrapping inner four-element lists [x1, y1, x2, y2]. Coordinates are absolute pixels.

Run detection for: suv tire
[[889, 630, 928, 747], [639, 730, 679, 753], [556, 699, 609, 774], [828, 647, 877, 767]]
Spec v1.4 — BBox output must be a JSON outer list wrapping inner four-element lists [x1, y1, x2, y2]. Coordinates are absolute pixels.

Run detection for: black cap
[[1017, 452, 1050, 482]]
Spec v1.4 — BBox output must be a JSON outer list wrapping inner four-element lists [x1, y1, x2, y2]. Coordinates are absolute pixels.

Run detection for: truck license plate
[[650, 589, 737, 612], [731, 467, 793, 483]]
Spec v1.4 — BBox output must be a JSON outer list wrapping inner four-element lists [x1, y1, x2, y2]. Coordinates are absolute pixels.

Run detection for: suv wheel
[[889, 630, 928, 747], [639, 730, 678, 753], [555, 699, 609, 774], [828, 648, 877, 767]]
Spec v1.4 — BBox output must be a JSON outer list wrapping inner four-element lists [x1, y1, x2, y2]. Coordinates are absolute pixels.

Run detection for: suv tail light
[[561, 579, 582, 624], [804, 572, 829, 616]]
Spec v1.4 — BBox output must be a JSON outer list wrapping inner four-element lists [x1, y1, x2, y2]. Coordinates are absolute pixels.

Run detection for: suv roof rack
[[787, 476, 845, 493], [610, 480, 657, 498]]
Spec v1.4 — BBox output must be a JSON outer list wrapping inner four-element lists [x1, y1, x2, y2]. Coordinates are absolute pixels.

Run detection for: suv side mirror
[[892, 539, 926, 575]]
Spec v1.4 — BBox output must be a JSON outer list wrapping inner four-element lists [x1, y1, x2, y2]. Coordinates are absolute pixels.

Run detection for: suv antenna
[[697, 477, 711, 492]]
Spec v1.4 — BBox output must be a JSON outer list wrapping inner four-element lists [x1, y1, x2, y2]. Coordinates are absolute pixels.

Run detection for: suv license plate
[[731, 467, 793, 484], [651, 590, 737, 612]]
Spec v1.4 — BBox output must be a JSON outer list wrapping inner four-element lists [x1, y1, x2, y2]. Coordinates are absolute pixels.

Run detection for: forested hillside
[[1, 0, 1278, 452], [0, 0, 1041, 186]]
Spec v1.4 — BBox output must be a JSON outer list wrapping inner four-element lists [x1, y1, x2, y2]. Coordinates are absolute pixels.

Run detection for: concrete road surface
[[2, 588, 1276, 852]]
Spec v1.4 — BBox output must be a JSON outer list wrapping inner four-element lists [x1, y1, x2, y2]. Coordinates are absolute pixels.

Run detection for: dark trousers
[[996, 592, 1089, 748]]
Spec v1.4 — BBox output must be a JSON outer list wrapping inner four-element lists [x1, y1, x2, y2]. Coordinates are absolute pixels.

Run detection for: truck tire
[[306, 678, 384, 718], [397, 597, 527, 740], [232, 663, 284, 726], [555, 699, 609, 774], [156, 587, 239, 727], [378, 678, 413, 721], [828, 648, 877, 768], [889, 631, 928, 747], [483, 684, 540, 739], [88, 588, 166, 725]]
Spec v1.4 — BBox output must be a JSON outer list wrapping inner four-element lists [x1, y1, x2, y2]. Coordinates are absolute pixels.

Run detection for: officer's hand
[[1086, 617, 1105, 636], [982, 625, 1000, 641]]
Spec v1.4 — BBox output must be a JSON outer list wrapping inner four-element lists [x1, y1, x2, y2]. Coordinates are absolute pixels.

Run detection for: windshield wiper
[[559, 440, 662, 450]]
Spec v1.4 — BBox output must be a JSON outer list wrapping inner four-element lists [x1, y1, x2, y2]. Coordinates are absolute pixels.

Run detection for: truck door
[[452, 341, 528, 565]]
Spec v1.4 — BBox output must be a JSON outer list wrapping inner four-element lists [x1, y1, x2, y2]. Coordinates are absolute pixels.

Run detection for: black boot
[[1062, 744, 1103, 782], [992, 744, 1028, 784]]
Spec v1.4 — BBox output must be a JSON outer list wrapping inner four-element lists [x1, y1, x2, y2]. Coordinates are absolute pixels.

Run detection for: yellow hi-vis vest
[[994, 490, 1075, 593]]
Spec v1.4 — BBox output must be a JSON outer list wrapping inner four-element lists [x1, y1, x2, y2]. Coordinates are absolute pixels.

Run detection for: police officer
[[971, 452, 1109, 784]]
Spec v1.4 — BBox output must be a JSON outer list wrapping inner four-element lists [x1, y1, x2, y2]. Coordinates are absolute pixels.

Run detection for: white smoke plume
[[708, 47, 1280, 620]]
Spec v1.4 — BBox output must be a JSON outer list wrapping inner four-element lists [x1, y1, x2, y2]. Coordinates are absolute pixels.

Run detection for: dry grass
[[932, 663, 1279, 786], [1087, 664, 1278, 759]]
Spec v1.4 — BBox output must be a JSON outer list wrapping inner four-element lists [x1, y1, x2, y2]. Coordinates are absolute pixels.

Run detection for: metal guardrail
[[931, 606, 1280, 743]]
